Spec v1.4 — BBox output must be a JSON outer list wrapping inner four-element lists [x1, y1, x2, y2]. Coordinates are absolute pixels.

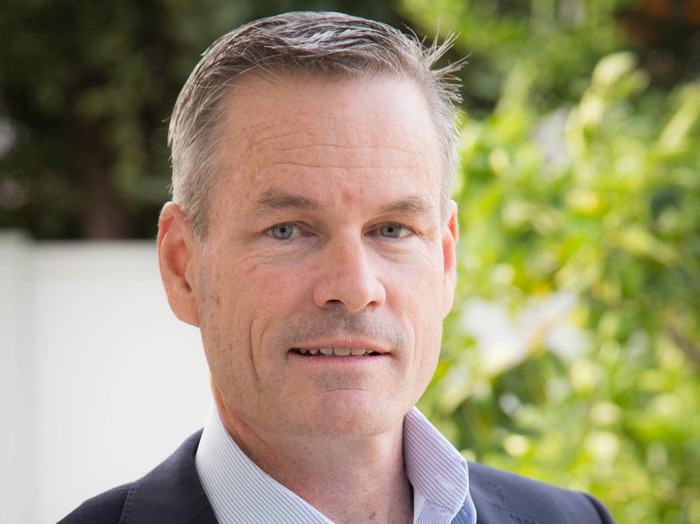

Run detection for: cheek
[[387, 264, 443, 338], [250, 267, 312, 319], [194, 259, 249, 362], [197, 260, 309, 356], [391, 253, 445, 311], [201, 248, 295, 310], [395, 258, 445, 355]]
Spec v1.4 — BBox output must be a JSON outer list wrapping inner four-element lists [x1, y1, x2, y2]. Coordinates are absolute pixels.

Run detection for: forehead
[[213, 73, 442, 211]]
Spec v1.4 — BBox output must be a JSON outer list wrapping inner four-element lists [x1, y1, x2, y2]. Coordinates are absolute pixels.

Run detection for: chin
[[301, 391, 407, 437]]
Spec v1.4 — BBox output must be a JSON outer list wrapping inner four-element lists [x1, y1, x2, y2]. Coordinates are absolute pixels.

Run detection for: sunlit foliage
[[405, 1, 700, 522]]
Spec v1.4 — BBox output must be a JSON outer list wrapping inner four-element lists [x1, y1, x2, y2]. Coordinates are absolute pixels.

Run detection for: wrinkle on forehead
[[228, 74, 436, 149], [216, 74, 442, 201], [246, 125, 428, 173]]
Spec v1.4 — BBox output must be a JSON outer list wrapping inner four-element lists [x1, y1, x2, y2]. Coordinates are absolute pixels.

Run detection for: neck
[[216, 402, 414, 524]]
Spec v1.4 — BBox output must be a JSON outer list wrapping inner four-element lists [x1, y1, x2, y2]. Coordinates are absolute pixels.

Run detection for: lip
[[292, 347, 379, 357], [287, 338, 391, 356]]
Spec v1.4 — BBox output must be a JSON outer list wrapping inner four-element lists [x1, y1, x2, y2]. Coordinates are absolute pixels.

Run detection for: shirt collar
[[195, 407, 331, 524], [196, 406, 476, 524], [404, 408, 477, 523]]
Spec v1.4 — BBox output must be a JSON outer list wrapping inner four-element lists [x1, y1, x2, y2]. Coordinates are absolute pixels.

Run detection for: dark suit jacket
[[59, 431, 615, 523]]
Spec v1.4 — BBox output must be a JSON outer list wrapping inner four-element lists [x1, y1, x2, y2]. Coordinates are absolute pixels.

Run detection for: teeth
[[296, 348, 375, 357]]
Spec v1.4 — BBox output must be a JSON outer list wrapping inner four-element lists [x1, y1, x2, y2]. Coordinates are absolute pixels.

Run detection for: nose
[[312, 235, 387, 312]]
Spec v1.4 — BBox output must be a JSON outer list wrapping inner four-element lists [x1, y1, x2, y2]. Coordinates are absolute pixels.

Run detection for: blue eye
[[268, 224, 297, 240], [379, 224, 409, 238]]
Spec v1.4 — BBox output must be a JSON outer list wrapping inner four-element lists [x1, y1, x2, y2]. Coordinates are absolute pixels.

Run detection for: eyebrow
[[255, 189, 320, 212], [254, 188, 433, 217], [376, 195, 432, 216]]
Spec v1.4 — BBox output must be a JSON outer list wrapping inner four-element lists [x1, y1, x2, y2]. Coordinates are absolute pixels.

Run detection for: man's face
[[169, 74, 458, 442]]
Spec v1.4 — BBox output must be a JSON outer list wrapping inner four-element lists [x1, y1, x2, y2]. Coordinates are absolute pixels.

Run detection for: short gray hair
[[168, 11, 462, 237]]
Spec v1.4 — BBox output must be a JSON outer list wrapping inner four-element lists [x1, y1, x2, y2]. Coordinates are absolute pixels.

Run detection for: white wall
[[0, 232, 211, 523]]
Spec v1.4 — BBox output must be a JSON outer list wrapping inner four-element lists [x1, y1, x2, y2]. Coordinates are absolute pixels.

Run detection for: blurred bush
[[404, 1, 700, 522]]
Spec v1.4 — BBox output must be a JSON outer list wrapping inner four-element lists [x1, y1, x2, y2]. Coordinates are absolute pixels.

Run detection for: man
[[61, 11, 615, 524]]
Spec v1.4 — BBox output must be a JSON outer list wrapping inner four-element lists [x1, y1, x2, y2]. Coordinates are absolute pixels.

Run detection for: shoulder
[[468, 461, 615, 523], [58, 484, 131, 524]]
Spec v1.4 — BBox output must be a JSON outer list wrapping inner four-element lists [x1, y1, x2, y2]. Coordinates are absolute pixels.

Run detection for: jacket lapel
[[468, 462, 512, 523], [120, 431, 217, 524]]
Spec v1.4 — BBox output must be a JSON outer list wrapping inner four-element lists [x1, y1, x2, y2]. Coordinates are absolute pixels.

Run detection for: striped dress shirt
[[195, 407, 476, 523]]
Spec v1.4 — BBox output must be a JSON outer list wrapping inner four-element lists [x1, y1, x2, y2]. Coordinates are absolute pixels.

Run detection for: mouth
[[291, 347, 380, 357]]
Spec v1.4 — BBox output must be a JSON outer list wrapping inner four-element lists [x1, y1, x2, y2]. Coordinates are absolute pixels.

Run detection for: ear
[[441, 199, 459, 317], [157, 202, 200, 327]]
